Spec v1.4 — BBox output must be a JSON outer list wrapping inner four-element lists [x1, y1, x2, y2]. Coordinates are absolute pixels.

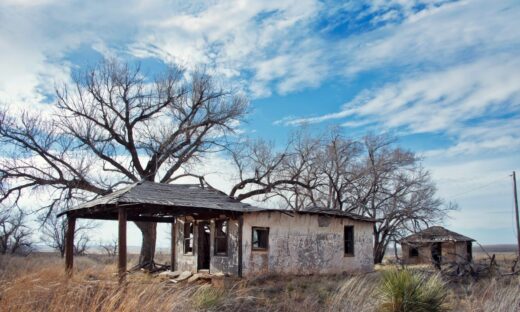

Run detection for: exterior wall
[[174, 217, 239, 275], [209, 218, 240, 275], [402, 241, 471, 265], [442, 241, 457, 262], [175, 218, 197, 273], [401, 244, 432, 265], [241, 212, 374, 276]]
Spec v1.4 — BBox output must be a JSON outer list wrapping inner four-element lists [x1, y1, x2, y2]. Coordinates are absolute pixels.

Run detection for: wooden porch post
[[171, 221, 176, 271], [237, 215, 243, 278], [65, 215, 76, 276], [118, 206, 127, 282]]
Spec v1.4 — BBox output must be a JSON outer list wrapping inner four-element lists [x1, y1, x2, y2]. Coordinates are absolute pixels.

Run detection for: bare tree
[[351, 135, 452, 263], [0, 60, 247, 269], [225, 133, 320, 203], [0, 208, 33, 255], [228, 130, 453, 264], [99, 237, 118, 257], [39, 210, 96, 257], [73, 231, 90, 256]]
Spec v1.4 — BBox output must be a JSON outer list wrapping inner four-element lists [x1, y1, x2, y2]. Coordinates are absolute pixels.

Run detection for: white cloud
[[283, 56, 520, 134], [0, 0, 328, 107]]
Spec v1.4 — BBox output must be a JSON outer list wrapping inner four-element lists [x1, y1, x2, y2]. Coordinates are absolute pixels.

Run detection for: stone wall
[[241, 211, 374, 276]]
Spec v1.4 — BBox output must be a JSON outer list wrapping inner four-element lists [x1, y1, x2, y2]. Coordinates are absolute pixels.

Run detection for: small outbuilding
[[60, 181, 375, 278], [400, 226, 474, 265]]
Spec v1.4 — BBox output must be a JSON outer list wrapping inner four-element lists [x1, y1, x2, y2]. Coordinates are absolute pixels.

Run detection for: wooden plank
[[171, 221, 176, 271], [118, 206, 127, 283], [237, 215, 243, 277], [65, 216, 76, 275]]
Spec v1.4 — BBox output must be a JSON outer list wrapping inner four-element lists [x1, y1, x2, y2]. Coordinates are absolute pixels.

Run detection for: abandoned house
[[400, 226, 475, 265], [59, 181, 375, 278]]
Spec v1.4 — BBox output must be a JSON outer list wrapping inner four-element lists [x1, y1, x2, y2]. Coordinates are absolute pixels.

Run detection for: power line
[[448, 175, 508, 200]]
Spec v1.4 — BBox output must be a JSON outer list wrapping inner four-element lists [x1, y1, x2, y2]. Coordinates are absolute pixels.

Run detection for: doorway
[[197, 222, 211, 271], [431, 242, 442, 268]]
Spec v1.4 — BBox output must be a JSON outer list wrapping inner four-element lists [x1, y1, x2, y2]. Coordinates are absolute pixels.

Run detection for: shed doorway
[[431, 242, 442, 268], [198, 222, 211, 271]]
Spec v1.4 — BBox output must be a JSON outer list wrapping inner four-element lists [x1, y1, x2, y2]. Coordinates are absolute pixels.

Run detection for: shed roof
[[60, 181, 374, 223], [401, 226, 474, 243]]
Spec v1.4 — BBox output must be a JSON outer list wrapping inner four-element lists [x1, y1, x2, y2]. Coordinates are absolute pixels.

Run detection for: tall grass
[[1, 255, 519, 311]]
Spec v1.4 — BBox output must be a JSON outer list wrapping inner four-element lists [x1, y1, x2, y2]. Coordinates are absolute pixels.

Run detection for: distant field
[[1, 253, 519, 312], [474, 244, 518, 253]]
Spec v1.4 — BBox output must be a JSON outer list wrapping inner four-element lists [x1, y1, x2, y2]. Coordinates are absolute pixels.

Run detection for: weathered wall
[[442, 241, 457, 262], [175, 218, 197, 273], [174, 217, 239, 275], [241, 212, 374, 276], [402, 241, 471, 265], [401, 244, 432, 265], [454, 242, 470, 262], [209, 218, 239, 275]]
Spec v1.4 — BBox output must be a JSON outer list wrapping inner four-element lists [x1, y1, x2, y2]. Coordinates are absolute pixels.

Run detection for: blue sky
[[1, 0, 519, 247]]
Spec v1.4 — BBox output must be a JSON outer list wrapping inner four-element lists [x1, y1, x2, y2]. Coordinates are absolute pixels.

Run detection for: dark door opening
[[431, 242, 442, 269], [466, 241, 473, 262], [198, 222, 211, 271]]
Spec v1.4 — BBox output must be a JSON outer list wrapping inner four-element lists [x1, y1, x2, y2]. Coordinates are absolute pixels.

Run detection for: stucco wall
[[241, 212, 374, 276]]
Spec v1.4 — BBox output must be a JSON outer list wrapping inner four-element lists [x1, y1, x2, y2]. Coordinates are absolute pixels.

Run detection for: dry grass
[[1, 254, 519, 311]]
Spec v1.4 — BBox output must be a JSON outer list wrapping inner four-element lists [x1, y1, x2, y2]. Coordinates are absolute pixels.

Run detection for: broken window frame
[[183, 221, 194, 254], [214, 219, 228, 256], [251, 227, 269, 251], [344, 225, 355, 256]]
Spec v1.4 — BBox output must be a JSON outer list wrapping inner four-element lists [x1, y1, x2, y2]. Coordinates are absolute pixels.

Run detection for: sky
[[0, 0, 519, 248]]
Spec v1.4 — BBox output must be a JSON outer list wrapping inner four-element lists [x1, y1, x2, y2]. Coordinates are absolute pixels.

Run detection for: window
[[344, 226, 354, 256], [183, 222, 193, 254], [409, 247, 419, 257], [214, 220, 228, 256], [252, 227, 269, 251]]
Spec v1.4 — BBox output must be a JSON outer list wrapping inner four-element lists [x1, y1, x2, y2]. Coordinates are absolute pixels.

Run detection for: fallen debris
[[158, 270, 181, 279], [173, 271, 192, 282], [188, 273, 212, 283]]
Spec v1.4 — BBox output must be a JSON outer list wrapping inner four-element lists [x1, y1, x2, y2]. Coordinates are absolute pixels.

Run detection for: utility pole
[[513, 171, 520, 258]]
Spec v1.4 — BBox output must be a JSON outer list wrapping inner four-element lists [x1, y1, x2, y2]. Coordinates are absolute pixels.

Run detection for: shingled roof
[[67, 181, 255, 212], [60, 181, 374, 222], [401, 226, 474, 243]]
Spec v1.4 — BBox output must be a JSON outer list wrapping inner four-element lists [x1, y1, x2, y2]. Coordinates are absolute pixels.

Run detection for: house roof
[[60, 181, 374, 223], [401, 226, 475, 244], [297, 207, 375, 222], [67, 180, 255, 212]]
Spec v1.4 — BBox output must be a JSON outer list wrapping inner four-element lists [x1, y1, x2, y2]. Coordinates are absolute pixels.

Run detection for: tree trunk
[[135, 221, 157, 270], [374, 246, 385, 264], [373, 225, 382, 264], [373, 237, 388, 264]]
